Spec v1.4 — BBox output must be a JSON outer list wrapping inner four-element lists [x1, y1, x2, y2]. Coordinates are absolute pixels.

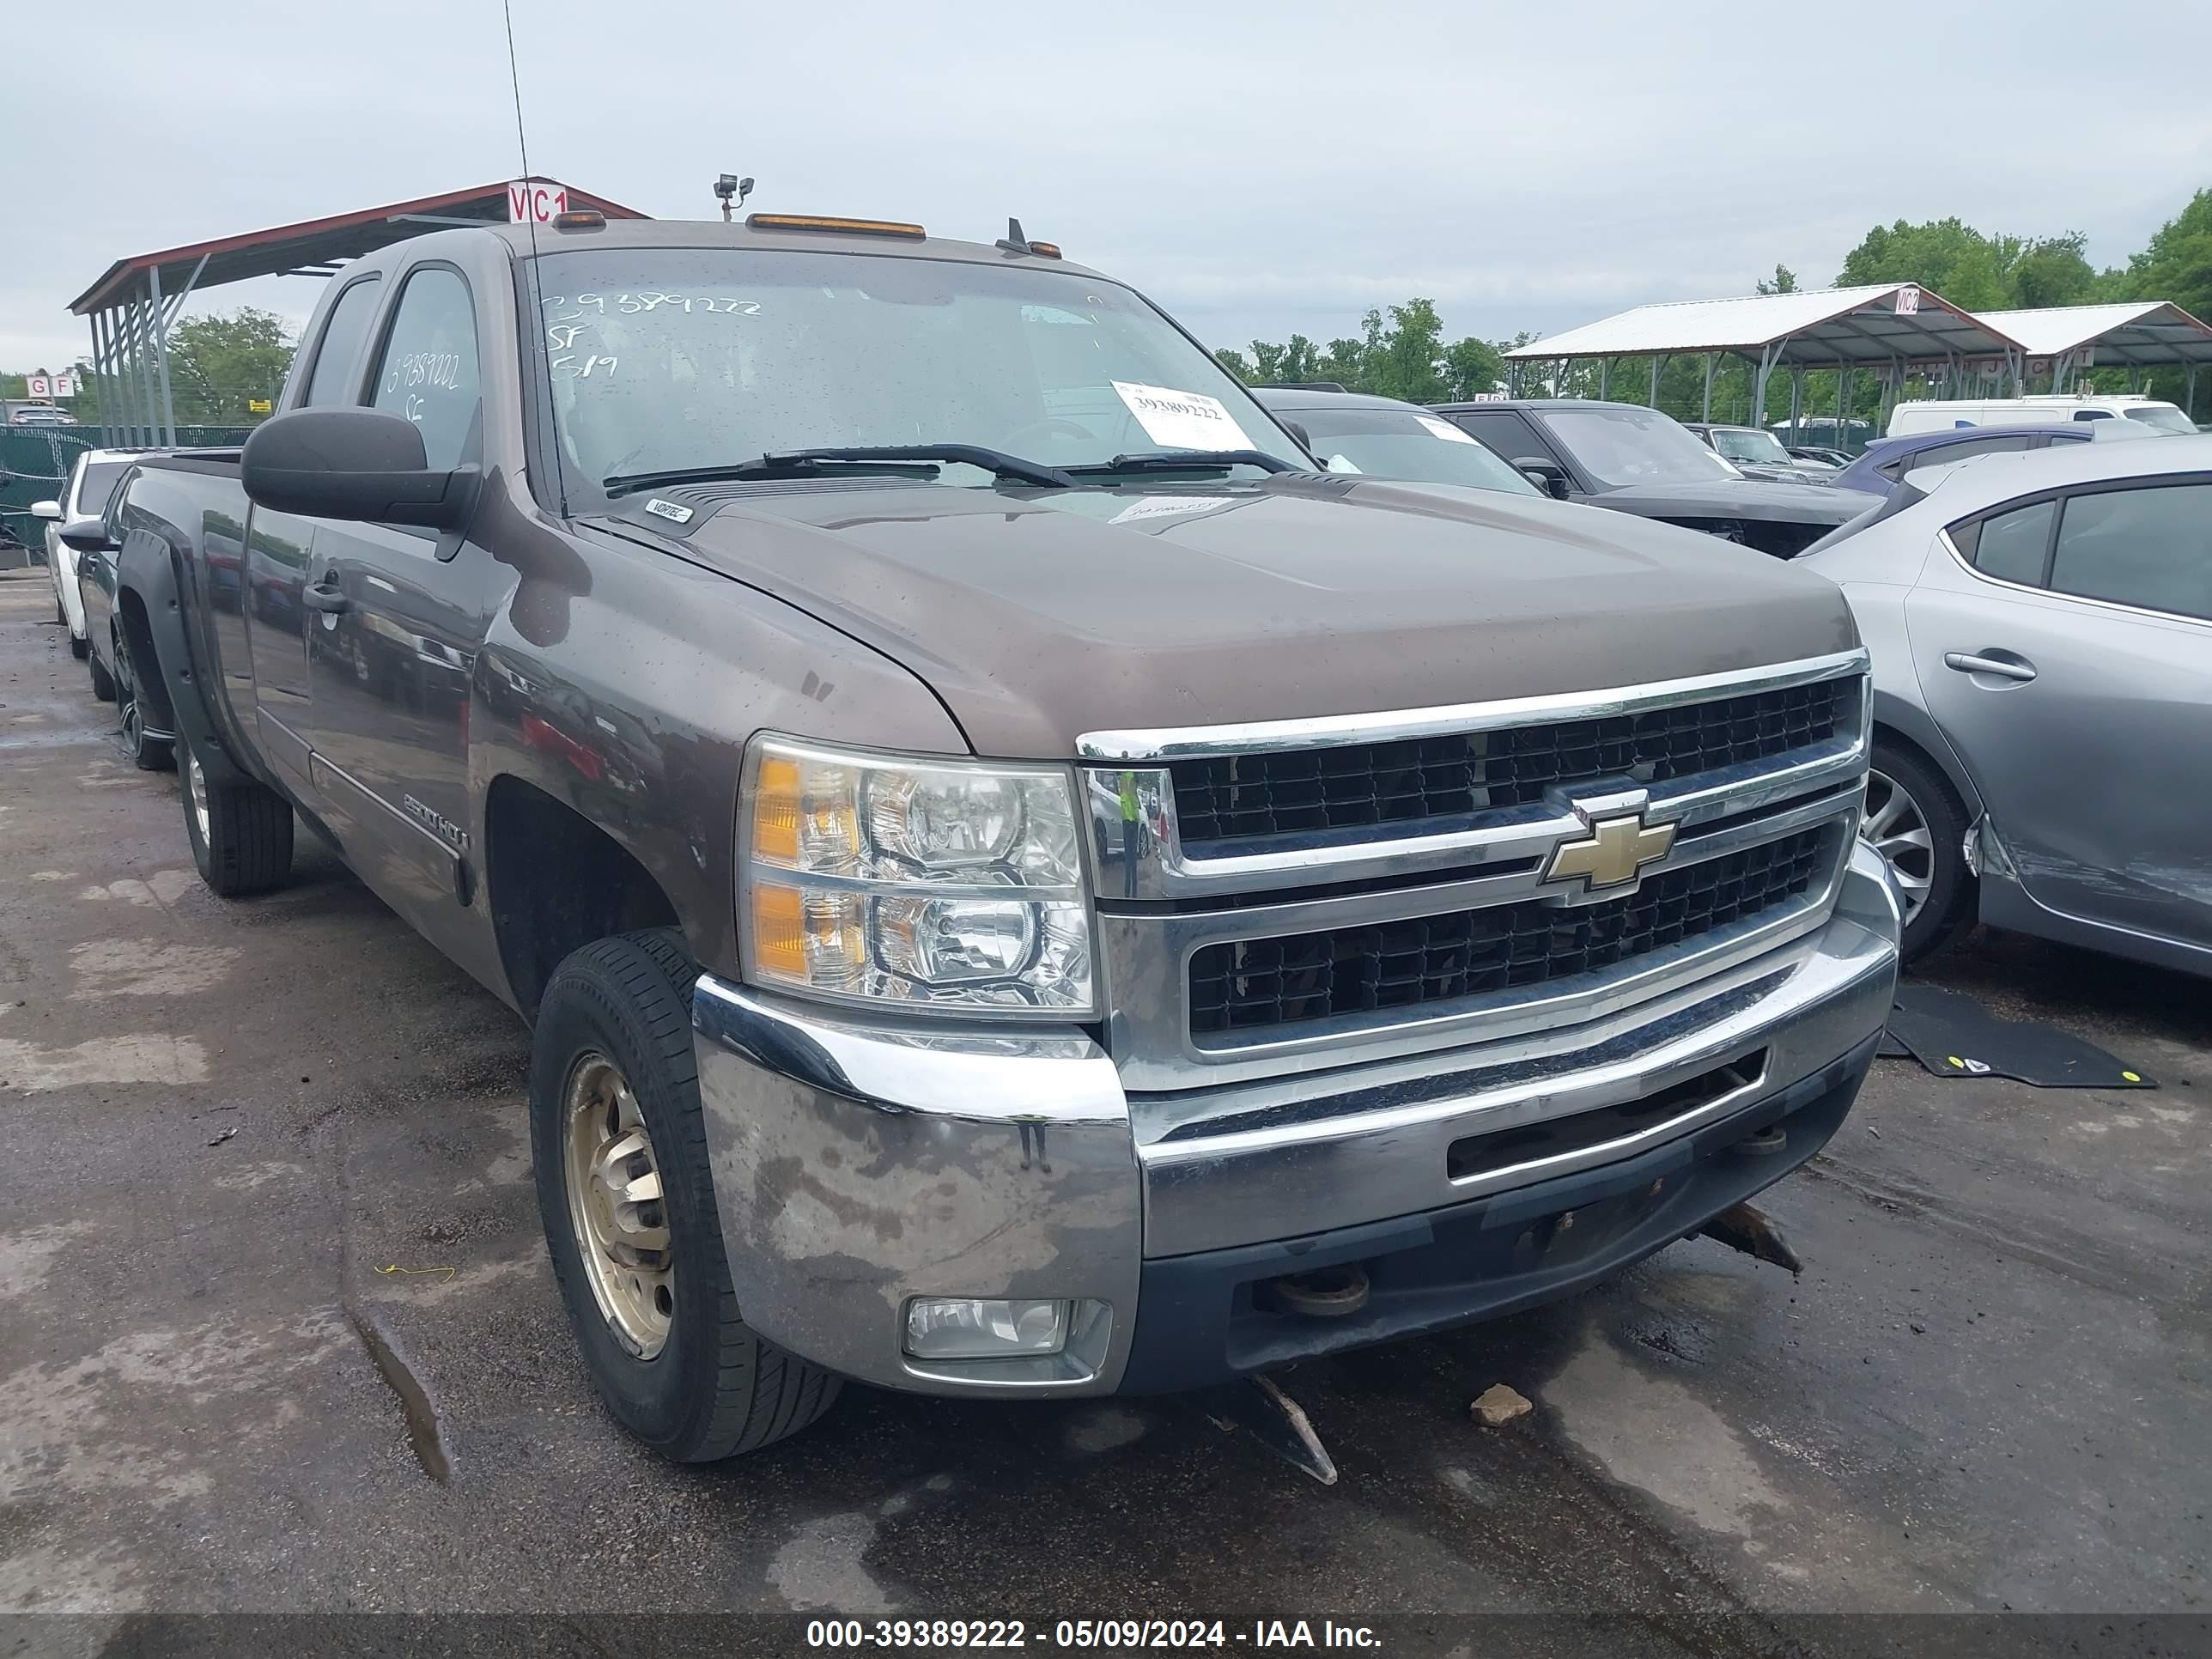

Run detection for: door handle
[[1943, 650, 2035, 683], [302, 582, 349, 615]]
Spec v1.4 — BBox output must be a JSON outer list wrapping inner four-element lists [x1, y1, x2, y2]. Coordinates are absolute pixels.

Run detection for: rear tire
[[1866, 738, 1973, 964], [70, 635, 89, 660], [179, 732, 295, 896], [112, 623, 173, 772], [531, 929, 841, 1462]]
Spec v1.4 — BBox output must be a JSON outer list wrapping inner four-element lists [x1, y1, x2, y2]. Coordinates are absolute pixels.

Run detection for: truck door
[[246, 273, 387, 793], [1905, 477, 2212, 952], [296, 264, 507, 936]]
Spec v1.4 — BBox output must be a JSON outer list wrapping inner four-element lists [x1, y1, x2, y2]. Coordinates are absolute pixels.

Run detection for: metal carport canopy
[[1499, 283, 2032, 426], [1972, 301, 2212, 369], [65, 177, 647, 450], [1501, 283, 2025, 368]]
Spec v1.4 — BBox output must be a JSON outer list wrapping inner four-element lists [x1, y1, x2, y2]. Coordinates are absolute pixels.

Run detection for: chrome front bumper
[[691, 841, 1901, 1398]]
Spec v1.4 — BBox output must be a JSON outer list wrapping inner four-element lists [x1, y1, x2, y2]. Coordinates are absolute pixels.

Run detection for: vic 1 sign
[[507, 181, 570, 225]]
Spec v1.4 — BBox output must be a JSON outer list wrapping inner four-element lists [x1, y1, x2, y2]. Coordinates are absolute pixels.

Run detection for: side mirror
[[1515, 457, 1571, 500], [29, 499, 60, 520], [58, 516, 112, 553], [1281, 419, 1313, 450], [242, 407, 477, 530]]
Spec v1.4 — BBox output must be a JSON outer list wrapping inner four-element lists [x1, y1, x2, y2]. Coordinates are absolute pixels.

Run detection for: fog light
[[904, 1297, 1070, 1360]]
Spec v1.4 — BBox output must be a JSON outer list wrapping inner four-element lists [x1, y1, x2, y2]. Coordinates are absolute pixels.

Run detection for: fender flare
[[115, 528, 258, 791]]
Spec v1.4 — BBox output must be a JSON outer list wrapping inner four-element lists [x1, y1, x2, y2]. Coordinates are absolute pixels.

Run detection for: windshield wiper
[[605, 445, 1078, 497], [1062, 450, 1303, 477]]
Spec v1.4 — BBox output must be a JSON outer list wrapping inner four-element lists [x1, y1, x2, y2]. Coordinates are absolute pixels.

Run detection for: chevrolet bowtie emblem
[[1546, 811, 1677, 889]]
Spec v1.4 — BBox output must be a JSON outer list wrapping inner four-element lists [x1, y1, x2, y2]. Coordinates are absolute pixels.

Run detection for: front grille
[[1188, 829, 1828, 1039], [1170, 679, 1850, 848]]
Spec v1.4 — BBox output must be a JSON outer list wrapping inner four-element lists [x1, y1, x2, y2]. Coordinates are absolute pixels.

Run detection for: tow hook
[[1695, 1200, 1804, 1275], [1263, 1263, 1370, 1319]]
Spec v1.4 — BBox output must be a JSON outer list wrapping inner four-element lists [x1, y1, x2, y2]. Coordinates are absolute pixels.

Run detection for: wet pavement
[[1, 570, 2206, 1653]]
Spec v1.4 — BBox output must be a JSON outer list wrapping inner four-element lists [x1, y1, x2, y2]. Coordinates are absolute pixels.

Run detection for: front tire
[[179, 732, 295, 896], [1865, 738, 1972, 964], [531, 930, 841, 1462], [70, 635, 90, 660], [88, 641, 117, 702]]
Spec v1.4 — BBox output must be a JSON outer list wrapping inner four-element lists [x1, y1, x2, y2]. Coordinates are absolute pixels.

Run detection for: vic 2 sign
[[507, 181, 570, 225]]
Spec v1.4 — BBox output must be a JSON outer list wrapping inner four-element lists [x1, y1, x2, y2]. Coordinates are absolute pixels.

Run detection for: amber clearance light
[[746, 213, 926, 240]]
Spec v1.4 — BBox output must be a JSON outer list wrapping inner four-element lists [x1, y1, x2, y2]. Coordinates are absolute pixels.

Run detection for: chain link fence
[[0, 425, 255, 568]]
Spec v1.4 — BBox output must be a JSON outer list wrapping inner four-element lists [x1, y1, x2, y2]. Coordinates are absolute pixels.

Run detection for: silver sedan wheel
[[562, 1054, 674, 1359], [1862, 768, 1934, 925]]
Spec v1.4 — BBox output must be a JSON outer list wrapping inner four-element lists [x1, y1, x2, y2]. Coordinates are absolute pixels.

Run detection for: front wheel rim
[[562, 1054, 674, 1359], [1862, 769, 1935, 926], [114, 632, 139, 750], [186, 750, 210, 842]]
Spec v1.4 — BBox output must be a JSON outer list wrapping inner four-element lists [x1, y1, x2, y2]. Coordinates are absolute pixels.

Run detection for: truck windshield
[[1294, 408, 1539, 495], [531, 248, 1308, 495], [1539, 406, 1741, 488]]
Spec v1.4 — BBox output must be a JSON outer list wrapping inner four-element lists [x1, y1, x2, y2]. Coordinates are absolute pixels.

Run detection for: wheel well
[[484, 775, 682, 1019], [114, 588, 175, 731], [1869, 721, 1969, 820]]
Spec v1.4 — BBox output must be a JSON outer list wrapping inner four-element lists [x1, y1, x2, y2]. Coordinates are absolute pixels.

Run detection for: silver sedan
[[1797, 436, 2212, 974]]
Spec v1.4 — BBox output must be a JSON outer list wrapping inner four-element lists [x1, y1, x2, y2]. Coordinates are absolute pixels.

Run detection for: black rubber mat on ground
[[1881, 982, 2156, 1087]]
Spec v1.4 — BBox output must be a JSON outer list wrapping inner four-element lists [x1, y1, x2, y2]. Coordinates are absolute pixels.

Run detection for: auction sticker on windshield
[[1418, 416, 1482, 445], [1112, 382, 1254, 452]]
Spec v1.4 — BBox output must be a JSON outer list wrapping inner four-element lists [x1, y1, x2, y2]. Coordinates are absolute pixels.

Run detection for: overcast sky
[[5, 0, 2209, 374]]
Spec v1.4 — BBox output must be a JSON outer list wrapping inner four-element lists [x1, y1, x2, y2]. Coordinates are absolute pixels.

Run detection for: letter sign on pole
[[25, 374, 49, 398], [507, 181, 571, 225]]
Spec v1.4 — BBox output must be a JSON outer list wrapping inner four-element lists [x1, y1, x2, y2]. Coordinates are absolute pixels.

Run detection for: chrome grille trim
[[1084, 652, 1870, 902], [1079, 648, 1869, 761], [1097, 811, 1856, 1092]]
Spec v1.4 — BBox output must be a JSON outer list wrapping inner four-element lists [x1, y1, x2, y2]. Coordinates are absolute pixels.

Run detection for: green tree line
[[3, 307, 295, 428], [1217, 189, 2212, 426]]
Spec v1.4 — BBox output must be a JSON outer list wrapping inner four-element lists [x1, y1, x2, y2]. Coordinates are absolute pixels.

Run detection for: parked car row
[[31, 447, 154, 665], [1242, 386, 2211, 978]]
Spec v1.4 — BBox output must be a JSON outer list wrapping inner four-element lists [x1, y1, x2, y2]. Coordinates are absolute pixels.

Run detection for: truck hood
[[646, 476, 1858, 759], [1595, 477, 1868, 525]]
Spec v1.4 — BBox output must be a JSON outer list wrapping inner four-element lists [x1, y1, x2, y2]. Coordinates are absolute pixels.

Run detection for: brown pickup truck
[[83, 212, 1900, 1460]]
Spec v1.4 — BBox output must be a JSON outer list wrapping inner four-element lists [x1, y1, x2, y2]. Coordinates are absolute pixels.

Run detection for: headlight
[[740, 736, 1095, 1016]]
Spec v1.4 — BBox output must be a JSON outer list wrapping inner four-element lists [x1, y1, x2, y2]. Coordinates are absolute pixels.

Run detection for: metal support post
[[1701, 353, 1716, 421], [1597, 358, 1610, 400]]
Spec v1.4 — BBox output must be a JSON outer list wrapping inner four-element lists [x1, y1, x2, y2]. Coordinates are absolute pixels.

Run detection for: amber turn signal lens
[[750, 883, 808, 978], [752, 756, 803, 865]]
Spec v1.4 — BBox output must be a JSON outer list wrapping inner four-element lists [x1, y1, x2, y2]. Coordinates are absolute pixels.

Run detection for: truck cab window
[[301, 276, 384, 408], [370, 268, 481, 470]]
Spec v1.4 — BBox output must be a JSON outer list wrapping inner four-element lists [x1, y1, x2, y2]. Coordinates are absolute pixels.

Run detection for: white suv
[[30, 449, 144, 659]]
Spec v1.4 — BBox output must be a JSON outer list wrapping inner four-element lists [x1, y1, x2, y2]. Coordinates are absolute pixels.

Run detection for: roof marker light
[[746, 214, 926, 240]]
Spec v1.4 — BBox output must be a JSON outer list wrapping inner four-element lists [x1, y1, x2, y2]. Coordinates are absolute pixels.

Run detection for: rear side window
[[369, 267, 481, 471], [2050, 484, 2212, 621], [2072, 409, 2112, 422], [301, 276, 384, 408], [70, 459, 131, 518], [1447, 410, 1547, 461], [1952, 499, 2055, 586]]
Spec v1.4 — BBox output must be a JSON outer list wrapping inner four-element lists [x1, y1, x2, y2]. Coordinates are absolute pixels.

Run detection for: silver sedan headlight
[[739, 736, 1095, 1016]]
